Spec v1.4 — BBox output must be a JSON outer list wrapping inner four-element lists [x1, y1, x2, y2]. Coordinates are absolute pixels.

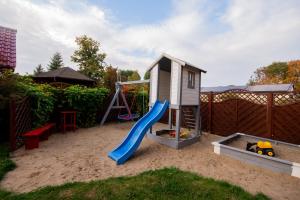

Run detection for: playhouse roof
[[201, 84, 294, 93], [0, 26, 17, 70], [34, 67, 94, 82], [147, 53, 206, 73]]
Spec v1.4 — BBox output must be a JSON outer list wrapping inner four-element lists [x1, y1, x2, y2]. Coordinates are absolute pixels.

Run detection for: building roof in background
[[201, 85, 247, 93], [202, 84, 294, 93], [0, 26, 17, 70], [34, 67, 94, 82], [147, 53, 207, 73]]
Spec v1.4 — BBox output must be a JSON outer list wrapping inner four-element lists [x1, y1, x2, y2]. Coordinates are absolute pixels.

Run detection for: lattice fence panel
[[200, 91, 300, 144], [213, 92, 267, 104], [237, 99, 268, 138], [212, 100, 237, 136], [273, 102, 300, 144], [273, 93, 300, 106], [11, 97, 32, 149], [200, 94, 209, 102]]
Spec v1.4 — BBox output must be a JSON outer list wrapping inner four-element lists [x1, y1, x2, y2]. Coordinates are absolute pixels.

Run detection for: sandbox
[[212, 133, 300, 178], [147, 129, 200, 149]]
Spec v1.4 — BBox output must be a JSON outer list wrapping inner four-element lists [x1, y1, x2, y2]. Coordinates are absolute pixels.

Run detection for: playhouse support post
[[175, 108, 181, 141], [195, 105, 200, 136], [168, 108, 172, 129], [198, 72, 202, 136]]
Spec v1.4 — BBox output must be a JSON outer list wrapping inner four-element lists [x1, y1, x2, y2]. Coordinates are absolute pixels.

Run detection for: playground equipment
[[146, 53, 206, 149], [100, 80, 149, 125], [108, 53, 206, 164]]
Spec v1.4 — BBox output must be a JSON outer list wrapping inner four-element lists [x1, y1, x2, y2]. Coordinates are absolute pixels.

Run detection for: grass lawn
[[0, 144, 269, 200]]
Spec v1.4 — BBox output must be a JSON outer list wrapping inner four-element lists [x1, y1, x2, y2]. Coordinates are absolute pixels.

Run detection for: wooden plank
[[117, 80, 149, 85], [111, 106, 126, 109], [267, 93, 273, 139]]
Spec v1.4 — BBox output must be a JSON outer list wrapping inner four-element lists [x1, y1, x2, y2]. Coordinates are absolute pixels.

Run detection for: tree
[[249, 60, 300, 91], [33, 64, 44, 75], [71, 35, 106, 84], [119, 70, 135, 82], [286, 60, 300, 90], [128, 70, 141, 81], [103, 65, 118, 90], [48, 52, 64, 71], [143, 71, 150, 80]]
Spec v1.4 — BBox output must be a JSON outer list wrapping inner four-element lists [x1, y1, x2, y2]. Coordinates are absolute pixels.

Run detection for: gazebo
[[33, 67, 95, 87]]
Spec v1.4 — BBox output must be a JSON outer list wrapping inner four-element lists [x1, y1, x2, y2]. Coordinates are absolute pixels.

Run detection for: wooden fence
[[9, 97, 32, 151], [8, 90, 300, 150], [200, 91, 300, 144]]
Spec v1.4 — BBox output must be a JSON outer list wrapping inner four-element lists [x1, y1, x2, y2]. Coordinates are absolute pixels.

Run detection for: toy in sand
[[169, 128, 190, 138]]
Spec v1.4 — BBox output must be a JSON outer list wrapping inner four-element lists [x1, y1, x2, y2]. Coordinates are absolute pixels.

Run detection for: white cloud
[[0, 0, 299, 86]]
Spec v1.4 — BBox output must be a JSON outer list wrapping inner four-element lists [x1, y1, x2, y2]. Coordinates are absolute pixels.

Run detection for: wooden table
[[60, 111, 76, 133]]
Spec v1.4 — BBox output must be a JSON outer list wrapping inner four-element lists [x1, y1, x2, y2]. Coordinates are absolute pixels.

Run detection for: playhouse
[[106, 53, 206, 164], [146, 53, 206, 149]]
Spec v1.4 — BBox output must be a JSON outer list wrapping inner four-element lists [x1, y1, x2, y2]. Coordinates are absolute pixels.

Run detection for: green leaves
[[63, 85, 109, 127], [19, 83, 57, 128], [71, 35, 106, 84]]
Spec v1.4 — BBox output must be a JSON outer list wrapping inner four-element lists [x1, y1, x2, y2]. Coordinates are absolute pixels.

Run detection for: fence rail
[[200, 91, 300, 144]]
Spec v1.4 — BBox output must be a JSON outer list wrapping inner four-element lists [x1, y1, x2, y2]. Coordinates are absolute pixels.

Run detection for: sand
[[228, 138, 300, 163], [1, 122, 300, 200]]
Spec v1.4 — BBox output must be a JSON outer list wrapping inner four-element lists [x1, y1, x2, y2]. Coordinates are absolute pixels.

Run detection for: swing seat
[[118, 113, 140, 121]]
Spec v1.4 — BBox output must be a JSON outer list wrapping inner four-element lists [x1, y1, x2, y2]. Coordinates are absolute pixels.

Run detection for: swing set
[[100, 80, 149, 126]]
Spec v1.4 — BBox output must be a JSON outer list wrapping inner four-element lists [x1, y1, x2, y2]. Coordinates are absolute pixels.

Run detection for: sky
[[0, 0, 300, 86]]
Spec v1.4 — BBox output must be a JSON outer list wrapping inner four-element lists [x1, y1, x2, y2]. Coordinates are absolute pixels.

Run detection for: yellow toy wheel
[[267, 151, 274, 157], [257, 150, 263, 155]]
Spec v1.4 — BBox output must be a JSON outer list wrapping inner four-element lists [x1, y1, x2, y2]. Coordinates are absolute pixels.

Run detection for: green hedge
[[63, 85, 109, 127], [17, 80, 109, 128], [1, 72, 151, 130], [124, 89, 149, 117], [18, 83, 57, 128]]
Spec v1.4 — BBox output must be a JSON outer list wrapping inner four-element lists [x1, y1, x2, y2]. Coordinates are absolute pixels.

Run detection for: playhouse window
[[188, 71, 195, 89]]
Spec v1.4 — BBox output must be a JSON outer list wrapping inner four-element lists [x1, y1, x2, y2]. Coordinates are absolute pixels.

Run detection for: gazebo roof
[[0, 26, 17, 70], [34, 67, 94, 82]]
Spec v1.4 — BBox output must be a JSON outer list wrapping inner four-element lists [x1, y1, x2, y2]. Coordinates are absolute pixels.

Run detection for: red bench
[[23, 123, 56, 150]]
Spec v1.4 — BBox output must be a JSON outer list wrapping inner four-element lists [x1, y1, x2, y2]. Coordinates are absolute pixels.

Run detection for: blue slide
[[108, 100, 169, 165]]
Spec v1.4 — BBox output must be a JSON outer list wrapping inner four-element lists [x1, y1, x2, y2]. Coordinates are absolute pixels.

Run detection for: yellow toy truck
[[246, 141, 275, 157]]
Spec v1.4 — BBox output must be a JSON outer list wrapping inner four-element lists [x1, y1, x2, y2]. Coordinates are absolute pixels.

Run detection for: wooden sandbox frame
[[212, 133, 300, 178]]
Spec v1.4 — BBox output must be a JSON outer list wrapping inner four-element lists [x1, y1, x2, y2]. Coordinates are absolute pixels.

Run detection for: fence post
[[266, 93, 274, 139], [9, 99, 16, 151], [235, 98, 239, 132], [208, 92, 213, 133]]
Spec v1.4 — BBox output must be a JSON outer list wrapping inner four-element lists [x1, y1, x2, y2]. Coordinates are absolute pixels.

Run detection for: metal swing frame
[[100, 80, 149, 126]]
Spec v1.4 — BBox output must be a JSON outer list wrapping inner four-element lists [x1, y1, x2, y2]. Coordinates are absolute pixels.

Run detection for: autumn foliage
[[249, 60, 300, 91]]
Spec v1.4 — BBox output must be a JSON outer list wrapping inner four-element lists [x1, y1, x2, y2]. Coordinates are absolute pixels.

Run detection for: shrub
[[63, 85, 109, 127], [18, 82, 57, 128], [136, 90, 149, 116]]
